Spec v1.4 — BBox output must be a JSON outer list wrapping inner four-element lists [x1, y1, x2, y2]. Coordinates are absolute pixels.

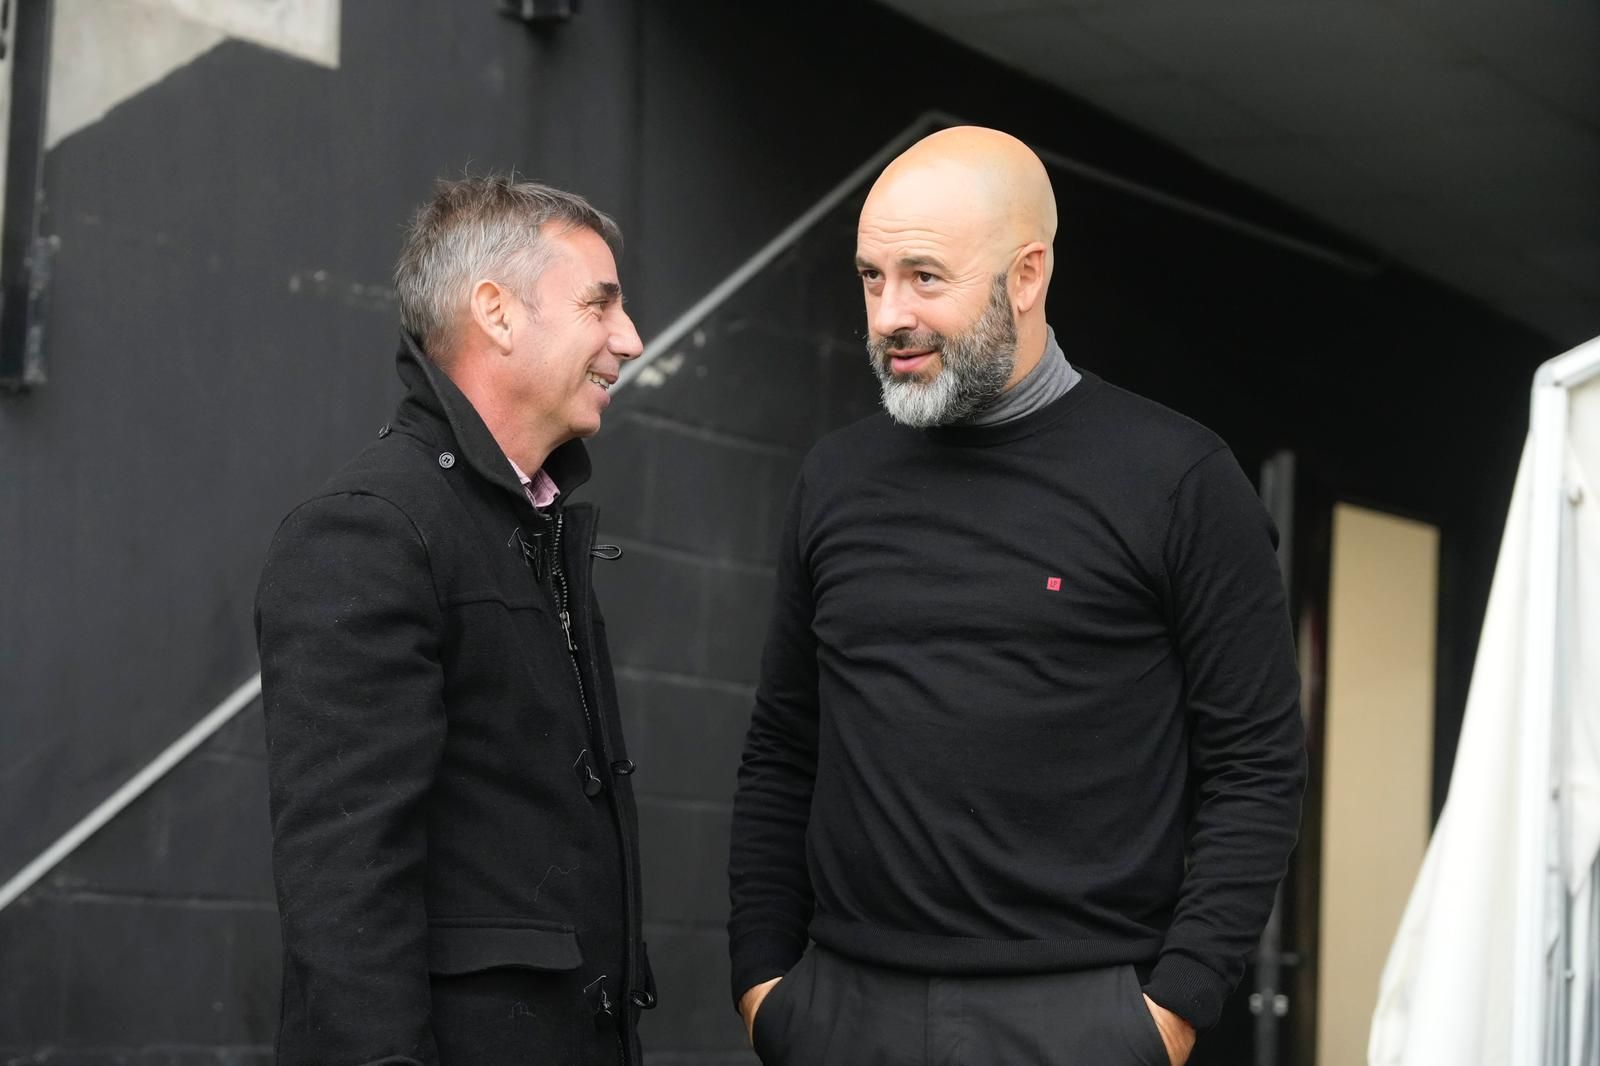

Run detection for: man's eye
[[915, 272, 937, 284], [859, 269, 880, 282]]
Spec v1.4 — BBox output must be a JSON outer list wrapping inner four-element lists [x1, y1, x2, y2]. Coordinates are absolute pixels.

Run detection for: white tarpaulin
[[1371, 337, 1600, 1066]]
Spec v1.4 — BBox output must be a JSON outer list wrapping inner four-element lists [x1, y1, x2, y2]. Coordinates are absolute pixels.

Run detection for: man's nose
[[870, 285, 916, 340], [612, 311, 644, 361]]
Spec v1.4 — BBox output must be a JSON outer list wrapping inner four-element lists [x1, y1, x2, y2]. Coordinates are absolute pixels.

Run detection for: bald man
[[727, 127, 1305, 1065]]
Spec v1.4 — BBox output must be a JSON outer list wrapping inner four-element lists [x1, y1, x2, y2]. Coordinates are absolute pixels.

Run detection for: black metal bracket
[[0, 0, 55, 392], [499, 0, 580, 24]]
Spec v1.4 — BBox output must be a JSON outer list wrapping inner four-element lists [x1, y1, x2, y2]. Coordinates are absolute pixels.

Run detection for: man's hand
[[1143, 994, 1196, 1066], [739, 977, 783, 1045]]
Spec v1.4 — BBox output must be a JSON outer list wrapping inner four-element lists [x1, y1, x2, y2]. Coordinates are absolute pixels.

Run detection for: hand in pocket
[[741, 976, 783, 1046], [1142, 994, 1196, 1066]]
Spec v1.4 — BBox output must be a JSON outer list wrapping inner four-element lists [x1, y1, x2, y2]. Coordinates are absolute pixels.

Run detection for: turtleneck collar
[[961, 325, 1080, 427]]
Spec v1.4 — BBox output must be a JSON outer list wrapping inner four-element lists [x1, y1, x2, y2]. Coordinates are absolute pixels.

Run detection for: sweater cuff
[[729, 928, 808, 1011], [1143, 953, 1230, 1031]]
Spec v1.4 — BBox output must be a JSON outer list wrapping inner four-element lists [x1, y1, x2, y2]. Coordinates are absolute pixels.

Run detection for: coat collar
[[392, 331, 593, 505]]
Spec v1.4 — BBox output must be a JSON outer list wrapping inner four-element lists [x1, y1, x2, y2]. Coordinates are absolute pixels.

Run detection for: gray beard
[[868, 274, 1018, 429]]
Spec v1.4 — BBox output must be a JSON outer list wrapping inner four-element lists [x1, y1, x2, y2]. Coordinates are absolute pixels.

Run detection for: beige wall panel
[[1318, 504, 1439, 1066]]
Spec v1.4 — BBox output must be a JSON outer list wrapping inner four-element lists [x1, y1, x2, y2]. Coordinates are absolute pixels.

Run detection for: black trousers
[[752, 946, 1171, 1066]]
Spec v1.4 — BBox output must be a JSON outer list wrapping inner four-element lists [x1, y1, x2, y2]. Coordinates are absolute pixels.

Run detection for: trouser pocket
[[752, 951, 813, 1065], [1118, 964, 1171, 1066]]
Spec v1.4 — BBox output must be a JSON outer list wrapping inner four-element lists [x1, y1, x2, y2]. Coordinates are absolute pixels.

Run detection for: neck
[[961, 324, 1079, 428], [1003, 316, 1049, 390], [447, 353, 559, 474]]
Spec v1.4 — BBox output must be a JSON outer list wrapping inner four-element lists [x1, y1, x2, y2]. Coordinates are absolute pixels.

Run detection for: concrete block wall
[[585, 205, 877, 1065], [0, 703, 278, 1065], [0, 0, 1561, 1062]]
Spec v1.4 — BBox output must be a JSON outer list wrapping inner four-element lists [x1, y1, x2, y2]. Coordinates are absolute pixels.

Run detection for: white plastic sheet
[[1371, 341, 1600, 1066]]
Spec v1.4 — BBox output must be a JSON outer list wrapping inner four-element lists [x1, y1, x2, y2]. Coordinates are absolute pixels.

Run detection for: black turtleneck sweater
[[728, 370, 1305, 1030]]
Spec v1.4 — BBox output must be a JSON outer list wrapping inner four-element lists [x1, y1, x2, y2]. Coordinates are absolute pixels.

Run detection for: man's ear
[[469, 279, 515, 353], [1011, 242, 1049, 314]]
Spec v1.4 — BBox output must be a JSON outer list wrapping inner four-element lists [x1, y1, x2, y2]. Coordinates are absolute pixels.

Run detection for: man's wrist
[[728, 928, 805, 1010], [1144, 952, 1226, 1031]]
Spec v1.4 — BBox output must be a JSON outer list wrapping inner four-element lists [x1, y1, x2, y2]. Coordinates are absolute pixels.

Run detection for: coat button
[[585, 976, 615, 1020], [574, 750, 605, 797], [377, 423, 391, 438], [437, 451, 455, 469], [611, 759, 636, 776], [630, 988, 657, 1009]]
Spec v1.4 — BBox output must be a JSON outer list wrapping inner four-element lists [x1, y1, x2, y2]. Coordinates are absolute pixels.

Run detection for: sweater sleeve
[[256, 492, 447, 1065], [1146, 448, 1307, 1030], [727, 474, 820, 1007]]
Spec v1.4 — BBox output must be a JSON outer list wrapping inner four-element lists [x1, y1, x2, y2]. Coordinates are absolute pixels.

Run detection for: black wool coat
[[256, 335, 652, 1066]]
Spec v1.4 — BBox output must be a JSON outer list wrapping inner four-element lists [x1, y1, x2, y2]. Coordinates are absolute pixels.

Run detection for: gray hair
[[867, 272, 1017, 428], [394, 175, 623, 362]]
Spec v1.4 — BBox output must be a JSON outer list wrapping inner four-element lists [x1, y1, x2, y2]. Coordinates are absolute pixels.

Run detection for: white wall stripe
[[617, 111, 941, 391], [619, 108, 1373, 390], [0, 673, 262, 911]]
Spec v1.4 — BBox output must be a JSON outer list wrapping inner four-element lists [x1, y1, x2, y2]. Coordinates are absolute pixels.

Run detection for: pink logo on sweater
[[1046, 577, 1062, 591]]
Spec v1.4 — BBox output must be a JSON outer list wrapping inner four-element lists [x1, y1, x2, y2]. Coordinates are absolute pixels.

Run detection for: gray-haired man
[[257, 177, 651, 1065]]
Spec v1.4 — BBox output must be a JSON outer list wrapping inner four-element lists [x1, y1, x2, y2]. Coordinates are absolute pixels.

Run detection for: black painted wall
[[0, 1, 1556, 1062]]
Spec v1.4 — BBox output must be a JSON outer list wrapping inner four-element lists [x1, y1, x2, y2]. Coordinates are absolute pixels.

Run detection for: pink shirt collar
[[508, 459, 561, 509]]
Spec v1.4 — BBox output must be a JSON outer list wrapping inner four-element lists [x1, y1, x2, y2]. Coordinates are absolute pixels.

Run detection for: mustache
[[868, 331, 946, 361]]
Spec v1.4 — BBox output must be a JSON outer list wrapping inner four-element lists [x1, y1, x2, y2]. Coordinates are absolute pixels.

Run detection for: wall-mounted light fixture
[[499, 0, 579, 24]]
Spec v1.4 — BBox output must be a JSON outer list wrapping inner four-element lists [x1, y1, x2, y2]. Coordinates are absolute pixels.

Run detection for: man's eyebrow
[[583, 281, 623, 303], [853, 254, 950, 273]]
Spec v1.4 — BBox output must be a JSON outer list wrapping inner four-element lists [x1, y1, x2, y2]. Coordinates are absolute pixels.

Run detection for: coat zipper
[[548, 509, 638, 1066], [549, 513, 596, 742]]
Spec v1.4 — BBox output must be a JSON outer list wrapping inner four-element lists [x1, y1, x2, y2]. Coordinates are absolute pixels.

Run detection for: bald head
[[863, 126, 1057, 274], [855, 127, 1059, 420]]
